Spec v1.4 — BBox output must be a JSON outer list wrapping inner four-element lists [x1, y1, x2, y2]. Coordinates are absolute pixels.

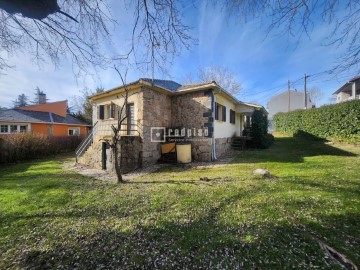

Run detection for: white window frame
[[0, 123, 30, 134], [68, 127, 80, 136], [19, 125, 28, 133], [0, 124, 9, 133]]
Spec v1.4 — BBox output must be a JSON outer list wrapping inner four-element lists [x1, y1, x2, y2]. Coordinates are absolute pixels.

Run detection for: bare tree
[[196, 66, 241, 96], [308, 87, 323, 105], [101, 67, 130, 183], [0, 0, 194, 75], [71, 87, 104, 124], [218, 0, 360, 73]]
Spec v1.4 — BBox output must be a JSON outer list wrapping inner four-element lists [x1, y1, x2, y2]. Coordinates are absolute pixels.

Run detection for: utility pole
[[288, 80, 291, 112], [304, 74, 308, 109]]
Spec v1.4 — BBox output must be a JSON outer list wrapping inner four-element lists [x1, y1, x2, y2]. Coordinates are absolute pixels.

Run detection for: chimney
[[38, 93, 46, 104]]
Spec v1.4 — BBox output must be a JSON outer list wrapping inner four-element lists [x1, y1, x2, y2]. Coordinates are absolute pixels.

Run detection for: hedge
[[249, 109, 274, 148], [273, 100, 360, 144], [0, 133, 83, 163]]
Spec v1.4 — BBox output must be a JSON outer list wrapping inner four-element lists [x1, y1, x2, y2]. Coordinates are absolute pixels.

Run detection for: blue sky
[[0, 0, 358, 109]]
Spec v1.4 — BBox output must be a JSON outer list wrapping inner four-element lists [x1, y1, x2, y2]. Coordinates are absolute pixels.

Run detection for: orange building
[[0, 100, 90, 137]]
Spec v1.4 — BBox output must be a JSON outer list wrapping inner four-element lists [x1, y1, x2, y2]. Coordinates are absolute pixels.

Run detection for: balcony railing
[[75, 120, 141, 161]]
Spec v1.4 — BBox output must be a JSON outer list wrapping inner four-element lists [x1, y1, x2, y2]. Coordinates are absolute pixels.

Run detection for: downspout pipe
[[210, 88, 217, 161]]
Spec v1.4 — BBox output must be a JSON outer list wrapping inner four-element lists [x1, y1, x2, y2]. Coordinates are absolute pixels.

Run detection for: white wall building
[[267, 90, 314, 131], [333, 76, 360, 103], [267, 90, 314, 119]]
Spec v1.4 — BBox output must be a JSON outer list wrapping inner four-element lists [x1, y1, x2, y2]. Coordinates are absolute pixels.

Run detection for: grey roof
[[90, 78, 264, 108], [0, 109, 89, 125], [140, 78, 182, 92], [177, 81, 214, 91], [333, 75, 360, 94]]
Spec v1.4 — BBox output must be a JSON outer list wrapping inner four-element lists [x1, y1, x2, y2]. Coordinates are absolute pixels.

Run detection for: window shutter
[[230, 110, 236, 124], [222, 106, 226, 122], [98, 105, 104, 120], [214, 102, 219, 120], [110, 103, 115, 118]]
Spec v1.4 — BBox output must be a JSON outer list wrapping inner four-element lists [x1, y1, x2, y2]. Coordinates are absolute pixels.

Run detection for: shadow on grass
[[14, 191, 343, 270], [232, 136, 357, 164]]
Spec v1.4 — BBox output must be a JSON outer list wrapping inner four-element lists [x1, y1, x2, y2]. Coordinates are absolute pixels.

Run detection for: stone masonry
[[80, 86, 234, 173], [141, 87, 172, 165], [171, 91, 212, 161]]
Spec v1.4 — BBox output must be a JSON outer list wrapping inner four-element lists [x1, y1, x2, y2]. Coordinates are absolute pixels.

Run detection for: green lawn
[[0, 135, 359, 269]]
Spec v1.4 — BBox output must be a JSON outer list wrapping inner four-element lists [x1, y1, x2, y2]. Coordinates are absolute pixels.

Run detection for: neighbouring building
[[0, 100, 90, 137], [333, 76, 360, 103], [267, 90, 314, 131], [77, 78, 265, 173]]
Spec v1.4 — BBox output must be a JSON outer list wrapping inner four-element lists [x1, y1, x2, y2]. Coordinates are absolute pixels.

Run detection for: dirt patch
[[62, 152, 236, 182]]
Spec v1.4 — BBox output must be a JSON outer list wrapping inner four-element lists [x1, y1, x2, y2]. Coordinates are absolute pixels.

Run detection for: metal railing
[[75, 121, 141, 162], [75, 121, 98, 161]]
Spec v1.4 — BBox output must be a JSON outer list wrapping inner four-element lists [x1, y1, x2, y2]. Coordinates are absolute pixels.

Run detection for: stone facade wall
[[78, 136, 142, 174], [78, 140, 105, 170], [119, 136, 143, 173], [141, 87, 172, 165], [171, 91, 211, 129], [171, 91, 212, 161]]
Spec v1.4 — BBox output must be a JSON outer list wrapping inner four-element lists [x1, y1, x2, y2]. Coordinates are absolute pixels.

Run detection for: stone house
[[77, 78, 264, 172]]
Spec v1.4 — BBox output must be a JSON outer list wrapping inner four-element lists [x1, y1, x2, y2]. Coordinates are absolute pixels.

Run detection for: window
[[98, 105, 105, 120], [20, 125, 27, 133], [108, 103, 116, 119], [0, 125, 8, 133], [230, 109, 236, 124], [68, 127, 80, 136], [126, 103, 135, 135], [222, 106, 227, 122], [215, 103, 227, 122], [10, 125, 17, 133], [215, 102, 224, 121]]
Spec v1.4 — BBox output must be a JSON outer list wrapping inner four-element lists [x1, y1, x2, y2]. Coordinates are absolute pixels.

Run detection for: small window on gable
[[68, 127, 80, 136]]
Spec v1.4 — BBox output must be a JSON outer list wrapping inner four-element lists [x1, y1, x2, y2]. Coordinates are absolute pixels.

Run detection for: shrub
[[273, 100, 360, 144], [249, 109, 274, 149], [0, 133, 83, 163]]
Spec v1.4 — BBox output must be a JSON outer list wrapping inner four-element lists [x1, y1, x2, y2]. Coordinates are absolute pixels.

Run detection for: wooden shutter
[[110, 103, 115, 118], [230, 110, 236, 124], [222, 106, 226, 122], [214, 102, 219, 120], [98, 105, 104, 120], [127, 103, 135, 135]]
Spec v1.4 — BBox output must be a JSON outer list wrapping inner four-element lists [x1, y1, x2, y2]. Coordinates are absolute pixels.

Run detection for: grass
[[0, 135, 359, 269]]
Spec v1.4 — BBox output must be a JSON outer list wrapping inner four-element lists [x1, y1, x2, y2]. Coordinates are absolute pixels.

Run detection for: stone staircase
[[231, 137, 246, 150]]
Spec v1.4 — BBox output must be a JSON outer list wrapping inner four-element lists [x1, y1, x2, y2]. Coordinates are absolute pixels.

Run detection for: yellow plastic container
[[176, 143, 192, 163]]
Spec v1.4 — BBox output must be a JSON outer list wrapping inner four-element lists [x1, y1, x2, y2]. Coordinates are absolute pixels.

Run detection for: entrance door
[[102, 142, 107, 170]]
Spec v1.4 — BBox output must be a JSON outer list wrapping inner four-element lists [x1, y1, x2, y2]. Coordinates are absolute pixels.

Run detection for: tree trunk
[[113, 144, 123, 183]]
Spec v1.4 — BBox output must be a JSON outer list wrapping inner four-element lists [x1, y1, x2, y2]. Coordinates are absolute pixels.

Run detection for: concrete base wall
[[119, 136, 143, 173], [191, 138, 212, 161], [215, 137, 232, 158], [78, 136, 143, 174]]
